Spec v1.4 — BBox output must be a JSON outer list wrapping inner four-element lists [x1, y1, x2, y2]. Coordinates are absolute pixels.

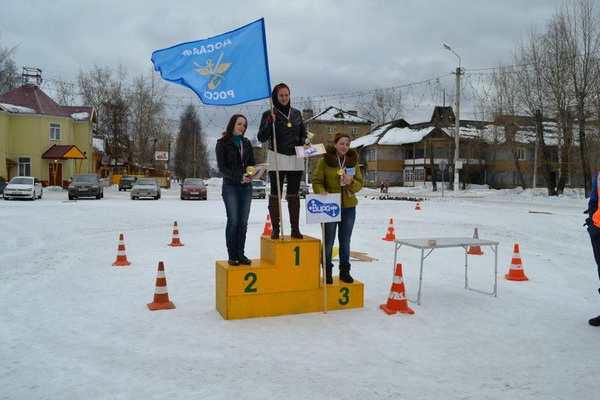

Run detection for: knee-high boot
[[287, 194, 303, 239], [268, 195, 280, 239]]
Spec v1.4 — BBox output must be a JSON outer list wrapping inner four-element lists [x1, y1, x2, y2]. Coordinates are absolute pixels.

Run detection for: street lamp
[[443, 43, 462, 192]]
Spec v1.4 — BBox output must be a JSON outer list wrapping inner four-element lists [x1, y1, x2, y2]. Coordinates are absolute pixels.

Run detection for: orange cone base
[[147, 301, 176, 311], [168, 242, 184, 247], [505, 273, 529, 281], [112, 260, 131, 266], [382, 236, 395, 241], [379, 303, 414, 315], [468, 247, 484, 255]]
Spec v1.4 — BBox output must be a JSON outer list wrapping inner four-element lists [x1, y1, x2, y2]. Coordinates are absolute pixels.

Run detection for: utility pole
[[443, 43, 462, 192]]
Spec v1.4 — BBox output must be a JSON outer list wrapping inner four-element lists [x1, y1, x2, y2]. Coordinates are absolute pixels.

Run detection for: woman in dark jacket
[[216, 114, 255, 266], [257, 83, 307, 239]]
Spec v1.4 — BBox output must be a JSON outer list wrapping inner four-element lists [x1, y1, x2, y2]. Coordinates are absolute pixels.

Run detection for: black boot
[[268, 195, 280, 239], [339, 266, 354, 283], [287, 194, 303, 239], [589, 314, 600, 326], [326, 266, 333, 284]]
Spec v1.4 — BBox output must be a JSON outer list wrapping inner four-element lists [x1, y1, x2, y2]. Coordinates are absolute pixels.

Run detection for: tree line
[[487, 0, 600, 196], [2, 1, 599, 193]]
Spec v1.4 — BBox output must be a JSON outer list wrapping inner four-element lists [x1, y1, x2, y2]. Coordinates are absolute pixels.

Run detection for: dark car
[[118, 175, 137, 191], [299, 181, 309, 198], [0, 176, 6, 195], [180, 178, 207, 200], [251, 180, 266, 199], [68, 174, 103, 200]]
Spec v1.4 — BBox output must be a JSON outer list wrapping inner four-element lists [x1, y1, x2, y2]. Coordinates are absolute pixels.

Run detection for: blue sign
[[151, 18, 271, 106]]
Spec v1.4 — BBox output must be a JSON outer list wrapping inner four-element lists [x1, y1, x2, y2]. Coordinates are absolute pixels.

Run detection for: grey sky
[[1, 0, 565, 136]]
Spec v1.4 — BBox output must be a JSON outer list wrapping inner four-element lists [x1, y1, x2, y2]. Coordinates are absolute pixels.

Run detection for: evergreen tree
[[174, 104, 210, 180]]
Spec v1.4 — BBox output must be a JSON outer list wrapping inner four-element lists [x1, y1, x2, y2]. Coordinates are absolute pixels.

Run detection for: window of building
[[516, 147, 526, 160], [50, 123, 61, 140], [405, 149, 414, 159], [18, 157, 31, 176], [327, 126, 334, 134], [367, 149, 377, 162], [349, 127, 358, 135]]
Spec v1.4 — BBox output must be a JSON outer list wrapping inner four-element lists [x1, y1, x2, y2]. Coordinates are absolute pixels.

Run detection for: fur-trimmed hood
[[323, 146, 359, 168]]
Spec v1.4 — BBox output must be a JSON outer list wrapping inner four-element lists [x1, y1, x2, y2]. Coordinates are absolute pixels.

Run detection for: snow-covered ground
[[1, 180, 598, 400]]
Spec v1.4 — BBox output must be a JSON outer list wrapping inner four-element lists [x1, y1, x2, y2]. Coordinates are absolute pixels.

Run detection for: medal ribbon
[[276, 108, 292, 126]]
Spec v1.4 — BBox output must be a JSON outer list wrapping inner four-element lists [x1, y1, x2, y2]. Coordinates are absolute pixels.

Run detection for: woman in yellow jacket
[[311, 132, 363, 284]]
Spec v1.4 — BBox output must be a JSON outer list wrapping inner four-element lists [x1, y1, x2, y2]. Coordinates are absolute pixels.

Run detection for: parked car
[[299, 181, 309, 198], [131, 178, 161, 200], [68, 174, 103, 200], [3, 176, 43, 200], [251, 180, 266, 199], [118, 175, 137, 191], [180, 178, 207, 200], [0, 176, 6, 195]]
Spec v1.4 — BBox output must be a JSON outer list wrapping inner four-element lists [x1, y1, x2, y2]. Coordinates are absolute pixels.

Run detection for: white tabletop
[[394, 237, 500, 249]]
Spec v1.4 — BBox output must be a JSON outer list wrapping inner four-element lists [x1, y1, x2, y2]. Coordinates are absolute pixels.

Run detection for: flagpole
[[321, 223, 328, 313], [270, 99, 285, 240]]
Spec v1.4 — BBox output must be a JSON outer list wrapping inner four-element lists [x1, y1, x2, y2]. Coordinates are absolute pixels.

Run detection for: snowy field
[[1, 180, 598, 400]]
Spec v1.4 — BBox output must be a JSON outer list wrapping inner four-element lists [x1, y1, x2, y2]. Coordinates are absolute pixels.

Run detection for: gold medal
[[287, 122, 292, 128], [245, 166, 256, 176], [337, 169, 344, 176]]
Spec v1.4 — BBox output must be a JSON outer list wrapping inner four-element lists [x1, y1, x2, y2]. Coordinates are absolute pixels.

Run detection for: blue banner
[[151, 18, 271, 106]]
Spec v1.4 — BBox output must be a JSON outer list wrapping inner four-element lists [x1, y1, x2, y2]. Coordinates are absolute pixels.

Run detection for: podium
[[216, 235, 364, 320]]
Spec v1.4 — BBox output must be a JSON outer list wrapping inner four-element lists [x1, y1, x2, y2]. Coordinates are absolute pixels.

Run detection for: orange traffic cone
[[261, 214, 272, 236], [467, 228, 484, 255], [167, 221, 185, 247], [505, 244, 529, 281], [382, 218, 396, 241], [414, 201, 421, 210], [380, 263, 414, 315], [147, 261, 175, 311], [112, 233, 131, 266]]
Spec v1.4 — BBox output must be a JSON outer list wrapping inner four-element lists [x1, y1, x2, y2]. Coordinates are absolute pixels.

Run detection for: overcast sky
[[1, 0, 567, 136]]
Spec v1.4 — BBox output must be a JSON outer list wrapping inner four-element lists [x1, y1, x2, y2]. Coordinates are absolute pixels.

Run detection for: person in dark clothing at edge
[[257, 83, 308, 239], [587, 170, 600, 326], [216, 114, 255, 266]]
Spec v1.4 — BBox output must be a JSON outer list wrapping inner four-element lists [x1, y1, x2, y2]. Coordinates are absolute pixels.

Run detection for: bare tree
[[562, 0, 600, 196], [78, 65, 129, 162], [359, 88, 403, 126], [0, 36, 20, 94], [128, 72, 171, 165], [490, 66, 528, 188], [514, 30, 557, 195]]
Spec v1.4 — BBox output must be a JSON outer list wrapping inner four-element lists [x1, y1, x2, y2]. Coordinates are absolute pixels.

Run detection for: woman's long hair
[[222, 114, 247, 140]]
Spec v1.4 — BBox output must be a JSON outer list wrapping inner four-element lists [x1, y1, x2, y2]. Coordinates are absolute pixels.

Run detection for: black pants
[[269, 170, 303, 196], [592, 234, 600, 283]]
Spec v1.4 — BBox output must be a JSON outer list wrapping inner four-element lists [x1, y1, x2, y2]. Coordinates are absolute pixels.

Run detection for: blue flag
[[151, 18, 271, 106]]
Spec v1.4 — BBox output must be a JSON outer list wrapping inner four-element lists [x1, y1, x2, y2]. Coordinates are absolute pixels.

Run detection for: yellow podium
[[216, 235, 364, 320]]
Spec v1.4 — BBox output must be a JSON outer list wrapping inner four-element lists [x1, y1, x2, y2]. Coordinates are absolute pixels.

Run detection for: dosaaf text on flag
[[151, 18, 271, 106]]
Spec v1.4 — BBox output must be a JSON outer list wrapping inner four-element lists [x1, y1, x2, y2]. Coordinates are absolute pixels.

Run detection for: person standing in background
[[587, 170, 600, 326]]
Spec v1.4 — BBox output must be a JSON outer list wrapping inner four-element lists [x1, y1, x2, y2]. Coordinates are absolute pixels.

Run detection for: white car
[[130, 178, 161, 200], [3, 176, 43, 200]]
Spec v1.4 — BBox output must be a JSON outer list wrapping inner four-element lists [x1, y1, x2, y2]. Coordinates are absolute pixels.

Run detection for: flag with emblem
[[151, 18, 271, 106]]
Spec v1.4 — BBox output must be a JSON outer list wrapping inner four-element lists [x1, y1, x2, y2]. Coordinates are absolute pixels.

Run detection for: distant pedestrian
[[587, 169, 600, 326]]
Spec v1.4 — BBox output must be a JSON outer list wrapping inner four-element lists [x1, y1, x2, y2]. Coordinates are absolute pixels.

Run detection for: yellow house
[[0, 84, 97, 186]]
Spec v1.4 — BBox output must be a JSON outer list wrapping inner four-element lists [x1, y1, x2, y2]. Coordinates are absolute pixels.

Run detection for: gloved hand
[[267, 113, 275, 123]]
